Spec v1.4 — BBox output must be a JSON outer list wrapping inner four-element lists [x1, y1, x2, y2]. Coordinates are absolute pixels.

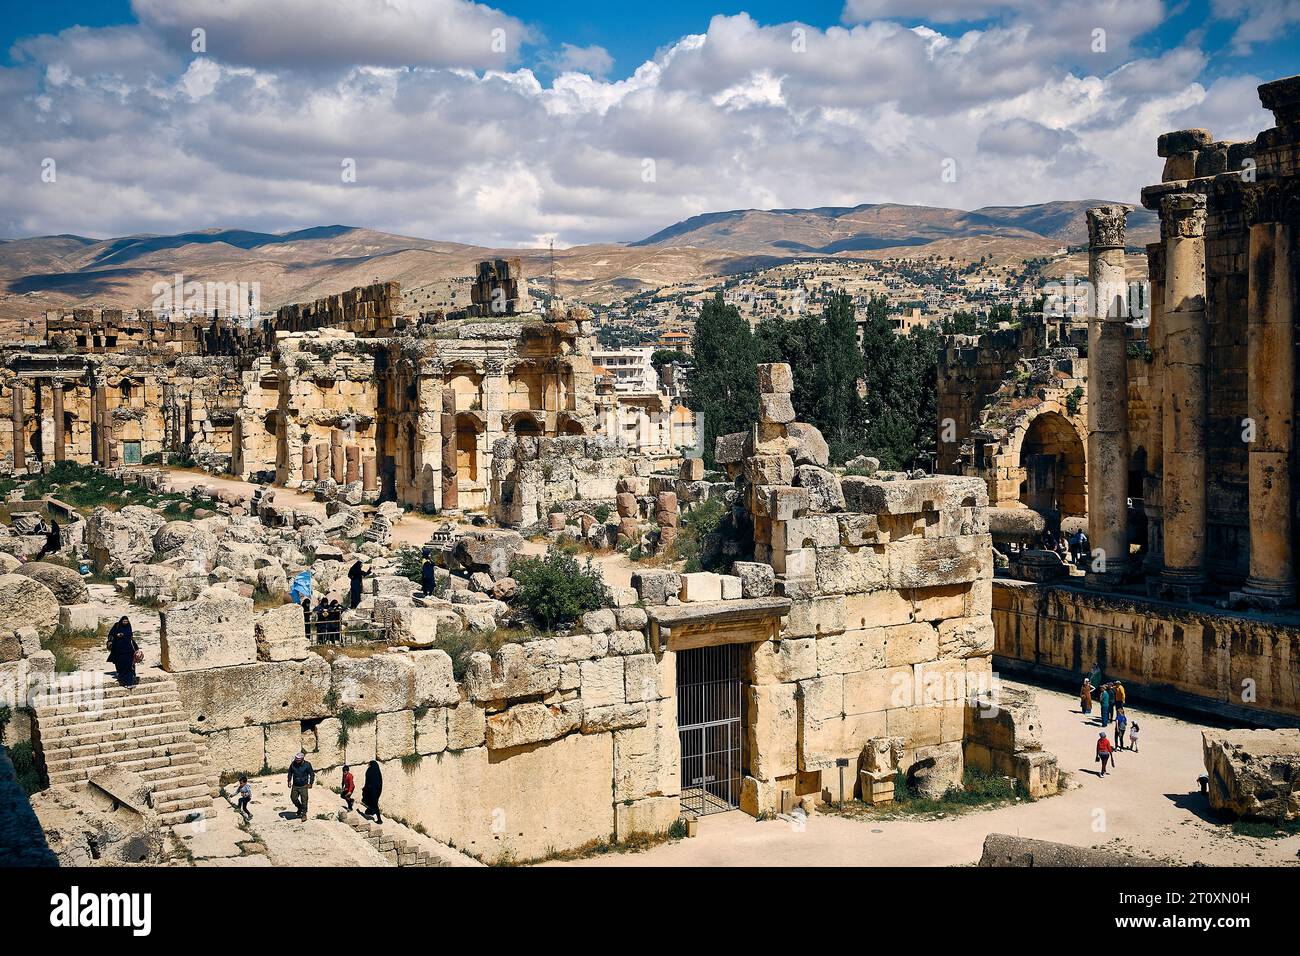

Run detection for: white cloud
[[0, 4, 1280, 247]]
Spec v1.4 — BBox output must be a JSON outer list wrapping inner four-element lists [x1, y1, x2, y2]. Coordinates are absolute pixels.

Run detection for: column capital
[[1086, 204, 1130, 249], [1160, 192, 1207, 238]]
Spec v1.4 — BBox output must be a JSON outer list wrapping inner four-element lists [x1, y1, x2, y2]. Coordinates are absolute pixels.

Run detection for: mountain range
[[0, 200, 1157, 325]]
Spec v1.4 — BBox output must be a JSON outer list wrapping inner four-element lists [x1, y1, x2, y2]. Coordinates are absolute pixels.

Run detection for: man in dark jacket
[[287, 752, 316, 820]]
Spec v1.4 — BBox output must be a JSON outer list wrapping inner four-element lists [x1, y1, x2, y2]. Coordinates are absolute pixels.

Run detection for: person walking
[[1099, 685, 1112, 726], [348, 560, 366, 609], [106, 616, 140, 687], [361, 760, 384, 824], [1096, 732, 1115, 776], [1080, 677, 1093, 715], [1129, 721, 1141, 753], [235, 775, 253, 821], [420, 551, 437, 597], [341, 764, 355, 812], [1115, 708, 1128, 750], [286, 752, 316, 820]]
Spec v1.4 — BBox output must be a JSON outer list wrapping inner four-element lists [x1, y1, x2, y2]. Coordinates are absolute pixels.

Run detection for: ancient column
[[441, 390, 458, 510], [1085, 205, 1132, 586], [1143, 241, 1165, 574], [51, 378, 65, 462], [1160, 193, 1208, 599], [315, 441, 329, 482], [1234, 183, 1296, 607], [362, 455, 377, 493], [302, 444, 314, 480], [10, 380, 24, 471], [331, 429, 345, 483], [345, 444, 360, 484]]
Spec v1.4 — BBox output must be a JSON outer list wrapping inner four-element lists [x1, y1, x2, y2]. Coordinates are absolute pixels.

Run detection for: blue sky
[[1, 1, 1297, 244]]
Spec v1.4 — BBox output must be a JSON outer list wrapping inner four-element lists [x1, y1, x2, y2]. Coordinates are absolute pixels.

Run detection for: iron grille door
[[677, 643, 746, 815]]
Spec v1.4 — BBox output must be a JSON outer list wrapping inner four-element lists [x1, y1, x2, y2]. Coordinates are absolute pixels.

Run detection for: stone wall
[[993, 579, 1300, 724]]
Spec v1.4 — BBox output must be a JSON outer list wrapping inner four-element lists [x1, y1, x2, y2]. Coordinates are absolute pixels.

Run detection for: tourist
[[316, 602, 334, 643], [286, 752, 316, 820], [1099, 684, 1112, 726], [348, 560, 366, 609], [1115, 708, 1128, 749], [341, 764, 355, 812], [35, 518, 60, 559], [1129, 722, 1141, 752], [1069, 527, 1089, 565], [302, 597, 314, 642], [235, 774, 253, 821], [1114, 679, 1127, 708], [361, 760, 383, 824], [1080, 677, 1093, 715], [329, 599, 345, 642], [1096, 732, 1115, 776], [421, 551, 437, 596], [106, 616, 140, 687]]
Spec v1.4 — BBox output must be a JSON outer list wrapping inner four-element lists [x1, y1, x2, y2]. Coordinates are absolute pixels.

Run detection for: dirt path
[[547, 680, 1300, 867]]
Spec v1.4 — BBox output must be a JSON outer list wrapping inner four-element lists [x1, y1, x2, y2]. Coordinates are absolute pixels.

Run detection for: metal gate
[[677, 644, 746, 815]]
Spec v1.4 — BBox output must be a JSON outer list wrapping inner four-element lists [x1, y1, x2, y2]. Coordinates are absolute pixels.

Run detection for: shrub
[[6, 741, 47, 796], [509, 546, 609, 630], [591, 503, 611, 524]]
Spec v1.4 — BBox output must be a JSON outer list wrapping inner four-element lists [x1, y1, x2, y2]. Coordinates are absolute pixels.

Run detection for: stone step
[[34, 676, 172, 707], [35, 697, 184, 726], [45, 739, 200, 773], [40, 719, 193, 748], [34, 685, 181, 713], [45, 729, 195, 761], [153, 784, 210, 807]]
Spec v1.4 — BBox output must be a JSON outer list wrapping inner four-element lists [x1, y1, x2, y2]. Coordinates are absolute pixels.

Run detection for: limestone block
[[466, 645, 561, 703], [172, 656, 333, 731], [886, 705, 944, 749], [332, 654, 415, 713], [907, 741, 963, 798], [376, 710, 416, 761], [757, 363, 793, 394], [911, 583, 970, 622], [17, 562, 88, 605], [86, 506, 162, 575], [632, 569, 681, 606], [837, 513, 881, 547], [887, 535, 990, 589], [376, 604, 439, 647], [816, 628, 886, 675], [264, 720, 312, 769], [608, 630, 646, 655], [58, 603, 100, 634], [254, 603, 309, 662], [581, 609, 616, 633], [308, 718, 343, 768], [613, 700, 679, 800], [787, 422, 830, 467], [581, 703, 649, 734], [937, 617, 994, 659], [446, 700, 487, 750], [615, 796, 681, 841], [751, 638, 818, 684], [883, 622, 940, 668], [732, 561, 775, 598], [814, 545, 888, 594], [759, 393, 796, 424], [410, 650, 460, 707], [740, 775, 778, 816], [843, 665, 911, 716], [749, 683, 798, 778], [1203, 729, 1300, 821], [202, 726, 265, 776], [766, 484, 807, 520], [794, 465, 845, 513], [785, 595, 846, 638], [579, 656, 625, 708], [160, 589, 257, 672], [0, 574, 59, 638], [623, 653, 660, 704], [679, 572, 723, 602], [844, 589, 912, 629], [486, 701, 581, 750], [415, 707, 448, 755], [131, 563, 180, 602], [343, 718, 377, 765], [720, 575, 742, 600]]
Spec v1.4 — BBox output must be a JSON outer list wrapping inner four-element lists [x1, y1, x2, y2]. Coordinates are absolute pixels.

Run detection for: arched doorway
[[1018, 410, 1086, 516]]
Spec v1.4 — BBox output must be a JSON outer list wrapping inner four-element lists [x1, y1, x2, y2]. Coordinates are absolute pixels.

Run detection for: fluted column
[[1085, 204, 1132, 587], [1143, 241, 1166, 573], [51, 378, 65, 462], [1160, 193, 1208, 599], [1235, 183, 1296, 607], [441, 390, 458, 510]]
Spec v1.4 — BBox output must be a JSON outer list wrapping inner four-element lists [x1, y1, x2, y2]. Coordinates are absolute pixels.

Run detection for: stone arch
[[507, 360, 545, 411], [1010, 405, 1087, 517]]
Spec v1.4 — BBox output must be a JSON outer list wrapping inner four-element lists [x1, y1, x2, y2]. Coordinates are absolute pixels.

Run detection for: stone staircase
[[32, 674, 213, 827], [343, 814, 482, 867]]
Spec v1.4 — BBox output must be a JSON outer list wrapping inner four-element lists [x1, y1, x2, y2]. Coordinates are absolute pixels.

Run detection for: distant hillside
[[633, 200, 1159, 256]]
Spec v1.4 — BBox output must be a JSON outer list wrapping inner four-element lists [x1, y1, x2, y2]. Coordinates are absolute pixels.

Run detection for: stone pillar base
[[1084, 565, 1128, 591], [1230, 578, 1295, 610], [1151, 568, 1204, 602]]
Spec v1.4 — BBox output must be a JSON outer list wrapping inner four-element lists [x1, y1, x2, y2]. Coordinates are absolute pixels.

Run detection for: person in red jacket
[[1096, 732, 1116, 776], [341, 764, 355, 812]]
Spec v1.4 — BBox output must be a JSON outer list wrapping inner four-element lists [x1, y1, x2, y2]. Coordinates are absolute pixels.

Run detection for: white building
[[590, 346, 659, 394]]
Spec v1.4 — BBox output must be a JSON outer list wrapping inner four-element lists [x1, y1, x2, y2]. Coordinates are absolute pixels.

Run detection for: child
[[235, 774, 252, 821], [1129, 722, 1140, 753], [341, 764, 355, 812]]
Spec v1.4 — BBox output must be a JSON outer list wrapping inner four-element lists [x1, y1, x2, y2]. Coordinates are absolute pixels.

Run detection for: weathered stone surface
[[254, 603, 309, 662], [446, 700, 487, 750], [333, 654, 415, 712], [16, 562, 87, 605], [451, 529, 525, 580], [1203, 729, 1300, 821], [786, 422, 830, 468], [466, 644, 560, 702], [160, 588, 257, 672], [172, 656, 332, 730], [202, 725, 265, 775], [487, 701, 581, 749], [795, 465, 845, 513], [749, 683, 798, 778], [979, 834, 1154, 867], [613, 700, 678, 801], [86, 506, 163, 575], [632, 569, 680, 605], [732, 561, 775, 598], [0, 573, 60, 638], [376, 710, 416, 761], [579, 656, 625, 708], [614, 796, 680, 841], [679, 571, 723, 602], [581, 702, 649, 734]]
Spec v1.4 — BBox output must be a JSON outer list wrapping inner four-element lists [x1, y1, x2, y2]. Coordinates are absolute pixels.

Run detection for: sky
[[1, 0, 1297, 247]]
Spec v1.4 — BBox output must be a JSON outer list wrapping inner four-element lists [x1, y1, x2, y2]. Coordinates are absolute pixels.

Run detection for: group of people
[[302, 597, 347, 644], [233, 754, 385, 825], [1080, 670, 1141, 778], [1040, 526, 1090, 567]]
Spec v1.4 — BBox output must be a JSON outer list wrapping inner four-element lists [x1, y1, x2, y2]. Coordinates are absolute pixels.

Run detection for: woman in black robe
[[361, 760, 383, 823], [106, 616, 139, 687], [347, 561, 365, 609]]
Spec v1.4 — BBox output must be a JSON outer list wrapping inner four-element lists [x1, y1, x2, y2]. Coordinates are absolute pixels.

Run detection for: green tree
[[687, 293, 759, 466], [508, 547, 609, 630]]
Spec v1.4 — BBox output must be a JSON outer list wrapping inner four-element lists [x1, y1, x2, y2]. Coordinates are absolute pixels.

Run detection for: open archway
[[1017, 409, 1086, 517]]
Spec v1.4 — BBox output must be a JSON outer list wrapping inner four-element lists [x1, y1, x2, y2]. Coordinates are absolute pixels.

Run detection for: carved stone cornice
[[1086, 204, 1130, 249], [1241, 178, 1300, 228], [1160, 192, 1207, 239]]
